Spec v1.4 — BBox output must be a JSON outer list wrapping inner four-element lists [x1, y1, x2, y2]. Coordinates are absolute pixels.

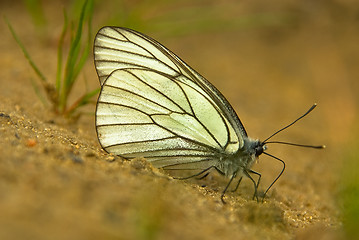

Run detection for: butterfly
[[93, 26, 324, 202]]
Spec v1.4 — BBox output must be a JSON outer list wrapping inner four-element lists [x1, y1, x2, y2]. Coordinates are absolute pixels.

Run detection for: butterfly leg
[[248, 169, 261, 191], [244, 169, 260, 202], [231, 177, 243, 192], [197, 171, 210, 180], [248, 169, 262, 201], [173, 166, 215, 180], [220, 171, 237, 204]]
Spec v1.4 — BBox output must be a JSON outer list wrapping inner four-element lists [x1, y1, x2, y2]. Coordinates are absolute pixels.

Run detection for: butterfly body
[[212, 137, 263, 178]]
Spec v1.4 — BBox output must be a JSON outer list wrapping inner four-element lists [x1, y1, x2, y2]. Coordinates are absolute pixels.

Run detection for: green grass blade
[[56, 9, 69, 94], [72, 0, 93, 82], [65, 87, 100, 116], [5, 16, 47, 83], [60, 0, 90, 112], [64, 0, 88, 87], [77, 87, 100, 107], [30, 78, 48, 107]]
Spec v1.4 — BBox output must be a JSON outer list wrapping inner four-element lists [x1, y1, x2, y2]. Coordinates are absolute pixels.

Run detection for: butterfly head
[[242, 137, 266, 160], [254, 141, 267, 157]]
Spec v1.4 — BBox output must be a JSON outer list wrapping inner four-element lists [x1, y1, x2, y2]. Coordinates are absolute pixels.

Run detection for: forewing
[[94, 27, 179, 85]]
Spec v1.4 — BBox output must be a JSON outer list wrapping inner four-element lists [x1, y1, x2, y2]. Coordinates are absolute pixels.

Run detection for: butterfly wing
[[94, 27, 247, 170]]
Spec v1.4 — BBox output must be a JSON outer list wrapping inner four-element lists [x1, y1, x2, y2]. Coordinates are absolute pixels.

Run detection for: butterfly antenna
[[262, 103, 319, 144], [264, 141, 325, 149]]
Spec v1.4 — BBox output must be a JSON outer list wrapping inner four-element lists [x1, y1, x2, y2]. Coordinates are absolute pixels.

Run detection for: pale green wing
[[94, 27, 246, 169]]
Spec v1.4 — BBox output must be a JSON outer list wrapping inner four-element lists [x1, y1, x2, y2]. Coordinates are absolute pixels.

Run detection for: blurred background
[[0, 0, 358, 239]]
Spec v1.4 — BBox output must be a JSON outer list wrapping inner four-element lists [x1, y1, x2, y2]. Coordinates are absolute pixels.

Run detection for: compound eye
[[255, 145, 264, 156]]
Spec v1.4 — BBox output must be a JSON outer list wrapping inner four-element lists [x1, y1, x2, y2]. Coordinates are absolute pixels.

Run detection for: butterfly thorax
[[217, 137, 266, 177]]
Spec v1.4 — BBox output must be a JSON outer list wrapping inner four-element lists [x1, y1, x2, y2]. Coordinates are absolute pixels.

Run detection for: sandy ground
[[1, 1, 358, 239]]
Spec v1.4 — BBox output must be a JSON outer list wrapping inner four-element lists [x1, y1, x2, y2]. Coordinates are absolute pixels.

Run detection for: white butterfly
[[94, 27, 323, 202]]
